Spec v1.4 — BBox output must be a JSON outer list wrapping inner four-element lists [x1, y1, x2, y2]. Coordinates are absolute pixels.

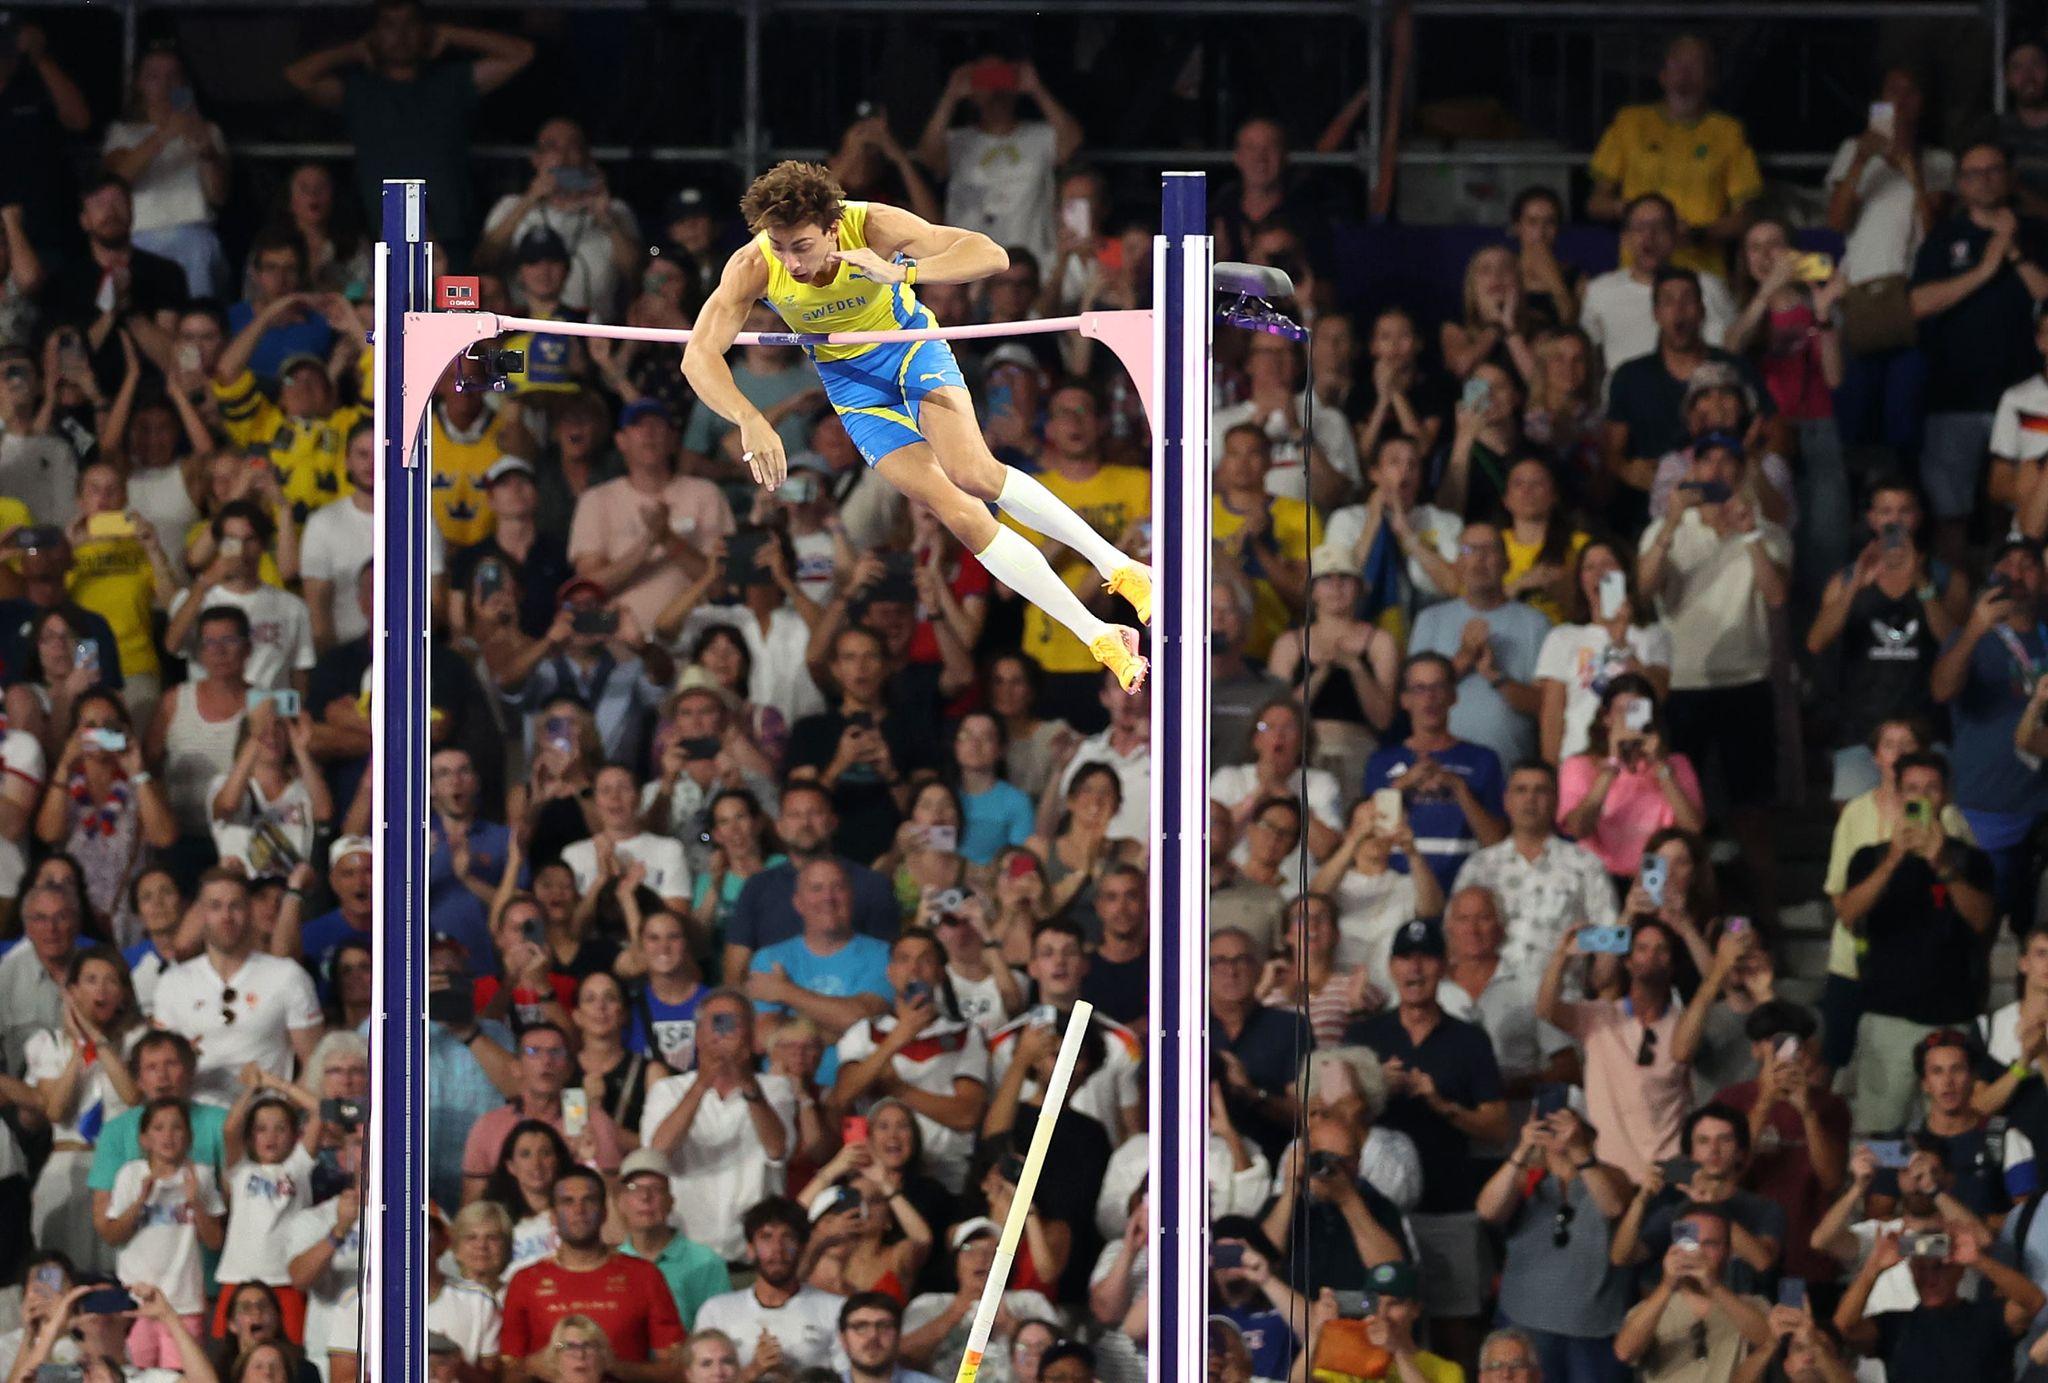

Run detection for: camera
[[1306, 1149, 1343, 1178], [322, 1097, 366, 1131], [457, 343, 526, 393]]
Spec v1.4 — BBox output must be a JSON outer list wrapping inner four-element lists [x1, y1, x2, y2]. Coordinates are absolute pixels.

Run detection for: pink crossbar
[[394, 308, 1155, 466]]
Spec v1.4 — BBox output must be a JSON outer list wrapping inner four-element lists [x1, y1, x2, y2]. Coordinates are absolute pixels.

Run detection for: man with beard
[[499, 1169, 685, 1382], [839, 1292, 942, 1383], [694, 1196, 846, 1372], [45, 176, 186, 374]]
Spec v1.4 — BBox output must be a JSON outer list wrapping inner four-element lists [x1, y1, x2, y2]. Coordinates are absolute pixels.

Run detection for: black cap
[[665, 186, 710, 222], [1388, 918, 1446, 960], [514, 225, 571, 266]]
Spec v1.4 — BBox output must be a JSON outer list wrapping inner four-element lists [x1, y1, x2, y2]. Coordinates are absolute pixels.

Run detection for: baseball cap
[[665, 186, 710, 222], [514, 226, 571, 266], [1681, 360, 1755, 414], [1308, 543, 1357, 578], [618, 397, 672, 430], [1367, 1260, 1420, 1300], [1690, 429, 1744, 456], [619, 1148, 671, 1185], [331, 835, 372, 864], [948, 1216, 1001, 1251], [557, 575, 607, 605], [276, 352, 327, 380], [484, 456, 537, 487], [1388, 918, 1445, 960], [984, 343, 1039, 374]]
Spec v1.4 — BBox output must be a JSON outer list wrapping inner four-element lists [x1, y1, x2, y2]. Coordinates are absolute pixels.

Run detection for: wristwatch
[[901, 258, 919, 287]]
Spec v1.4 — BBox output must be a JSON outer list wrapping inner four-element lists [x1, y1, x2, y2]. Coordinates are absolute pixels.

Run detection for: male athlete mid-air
[[680, 161, 1151, 691]]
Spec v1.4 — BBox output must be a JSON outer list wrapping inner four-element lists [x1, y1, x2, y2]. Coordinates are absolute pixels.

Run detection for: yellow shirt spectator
[[1213, 493, 1322, 659], [181, 518, 285, 589], [0, 497, 30, 574], [429, 399, 514, 549], [213, 368, 363, 521], [1503, 526, 1590, 624], [68, 533, 161, 679], [1590, 104, 1761, 275], [1004, 462, 1150, 675]]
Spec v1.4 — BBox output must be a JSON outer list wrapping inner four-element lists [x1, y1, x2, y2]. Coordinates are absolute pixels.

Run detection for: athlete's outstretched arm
[[681, 245, 787, 489], [854, 203, 1009, 287]]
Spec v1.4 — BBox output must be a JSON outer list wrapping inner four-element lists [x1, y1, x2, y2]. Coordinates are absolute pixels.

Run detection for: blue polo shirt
[[428, 817, 522, 976], [1361, 739, 1506, 895], [748, 931, 892, 1084]]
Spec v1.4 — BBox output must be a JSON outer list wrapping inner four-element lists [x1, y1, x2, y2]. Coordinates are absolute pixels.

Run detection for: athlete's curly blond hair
[[739, 161, 846, 234]]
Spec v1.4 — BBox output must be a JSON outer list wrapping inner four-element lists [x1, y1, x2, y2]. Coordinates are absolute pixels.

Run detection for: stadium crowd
[[2, 4, 2048, 1383]]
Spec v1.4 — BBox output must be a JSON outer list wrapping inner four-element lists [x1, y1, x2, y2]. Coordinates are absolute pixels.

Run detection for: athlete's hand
[[738, 415, 787, 490], [826, 246, 907, 285]]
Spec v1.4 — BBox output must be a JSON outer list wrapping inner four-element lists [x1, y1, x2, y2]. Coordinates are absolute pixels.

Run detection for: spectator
[[829, 106, 943, 227], [145, 602, 252, 844], [486, 577, 669, 769], [901, 1216, 1060, 1380], [722, 782, 900, 979], [1455, 757, 1620, 974], [211, 316, 365, 524], [1257, 1113, 1410, 1302], [1324, 435, 1463, 647], [987, 919, 1141, 1142], [1930, 540, 2048, 913], [1207, 926, 1312, 1165], [1835, 751, 1995, 1133], [261, 162, 371, 298], [1534, 538, 1673, 764], [615, 1147, 731, 1329], [840, 1291, 942, 1383], [46, 177, 187, 377], [566, 398, 735, 635], [205, 699, 330, 879], [1582, 196, 1736, 374], [1436, 360, 1527, 523], [1341, 918, 1509, 1361], [1993, 313, 2048, 545], [1556, 676, 1706, 879], [1361, 652, 1509, 895], [500, 1169, 686, 1380], [1050, 673, 1150, 842], [478, 118, 639, 315], [1610, 1102, 1787, 1296], [1209, 698, 1344, 862], [1910, 141, 2048, 567], [459, 1020, 626, 1199], [1536, 921, 1701, 1183], [145, 868, 318, 1100], [917, 57, 1084, 268], [0, 352, 75, 525], [1588, 35, 1762, 275], [33, 692, 176, 944], [1611, 1204, 1771, 1376], [223, 230, 339, 386], [1409, 522, 1551, 771], [66, 462, 180, 723], [1476, 1108, 1634, 1381], [1214, 333, 1358, 511], [1442, 243, 1541, 383], [101, 48, 229, 298], [1907, 1029, 2034, 1220], [282, 0, 533, 265], [95, 1096, 226, 1354], [787, 623, 934, 863], [167, 500, 315, 693], [639, 988, 796, 1259], [1832, 1213, 2043, 1378], [1828, 68, 1948, 468], [694, 1195, 846, 1372], [299, 423, 377, 654]]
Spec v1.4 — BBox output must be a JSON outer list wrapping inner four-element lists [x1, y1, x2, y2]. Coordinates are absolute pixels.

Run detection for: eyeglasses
[[1552, 1201, 1576, 1248], [221, 985, 239, 1025], [1636, 1024, 1658, 1068], [1209, 954, 1256, 970], [521, 1044, 568, 1060], [556, 1341, 600, 1356]]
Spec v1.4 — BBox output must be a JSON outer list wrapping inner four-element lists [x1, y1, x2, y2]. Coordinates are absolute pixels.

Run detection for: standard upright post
[[1150, 170, 1212, 1383], [369, 178, 432, 1383]]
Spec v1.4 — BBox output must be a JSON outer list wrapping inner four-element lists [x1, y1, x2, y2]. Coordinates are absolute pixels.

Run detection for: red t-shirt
[[500, 1254, 685, 1361], [1716, 1077, 1853, 1283]]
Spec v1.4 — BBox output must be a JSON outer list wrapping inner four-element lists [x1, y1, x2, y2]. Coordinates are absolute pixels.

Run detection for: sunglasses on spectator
[[221, 985, 239, 1025], [1637, 1025, 1658, 1068]]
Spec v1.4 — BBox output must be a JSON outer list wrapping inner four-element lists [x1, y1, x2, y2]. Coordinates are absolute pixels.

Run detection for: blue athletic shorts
[[813, 338, 966, 466]]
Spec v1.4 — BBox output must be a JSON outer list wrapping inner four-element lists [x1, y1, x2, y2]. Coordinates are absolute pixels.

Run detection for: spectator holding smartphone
[[1610, 1103, 1786, 1294], [1832, 1215, 2043, 1379], [1611, 1205, 1772, 1377]]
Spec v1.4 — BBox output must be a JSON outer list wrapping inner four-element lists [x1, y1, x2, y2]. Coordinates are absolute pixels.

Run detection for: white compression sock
[[995, 466, 1137, 581], [976, 525, 1118, 647]]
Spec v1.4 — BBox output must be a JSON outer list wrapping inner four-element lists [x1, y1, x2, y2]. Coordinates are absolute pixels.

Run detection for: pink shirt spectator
[[567, 474, 736, 632], [1757, 300, 1833, 422], [1557, 752, 1704, 876], [460, 1102, 625, 1184], [1551, 997, 1689, 1184]]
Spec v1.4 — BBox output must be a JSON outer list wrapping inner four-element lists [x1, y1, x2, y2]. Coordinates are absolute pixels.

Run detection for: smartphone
[[710, 1010, 740, 1037], [1306, 1149, 1343, 1178], [74, 639, 100, 676], [724, 526, 774, 587], [175, 342, 202, 374], [57, 331, 87, 374], [1869, 101, 1896, 138], [1579, 924, 1633, 955], [561, 1087, 589, 1139], [781, 472, 818, 504], [570, 608, 619, 637], [1028, 1003, 1058, 1028], [77, 1286, 136, 1316], [169, 85, 195, 114], [1624, 698, 1653, 732], [1061, 196, 1092, 240], [1793, 251, 1835, 283], [542, 715, 577, 755], [1212, 1241, 1246, 1270], [931, 887, 968, 914], [474, 558, 508, 603], [1671, 1221, 1702, 1252], [1905, 1231, 1951, 1259], [1597, 569, 1628, 622], [218, 535, 245, 559], [1879, 522, 1908, 552], [1329, 1289, 1370, 1320], [842, 1115, 869, 1146], [1775, 1035, 1800, 1063], [31, 1265, 65, 1293], [1903, 798, 1933, 828], [679, 736, 721, 761], [924, 826, 959, 855], [1371, 787, 1403, 834], [85, 727, 128, 754], [86, 511, 136, 539], [1777, 1276, 1807, 1310], [428, 980, 474, 1029], [36, 1366, 84, 1383], [1640, 855, 1669, 906], [321, 1097, 365, 1130], [1865, 1139, 1912, 1169], [1661, 1157, 1701, 1186], [1533, 1083, 1570, 1118], [249, 688, 302, 718], [903, 979, 934, 1005], [1460, 375, 1493, 412], [551, 166, 596, 195]]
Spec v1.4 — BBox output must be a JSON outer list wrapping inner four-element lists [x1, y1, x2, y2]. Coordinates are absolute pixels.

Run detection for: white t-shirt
[[1322, 500, 1464, 609], [217, 1143, 317, 1284], [299, 499, 376, 644], [1826, 138, 1956, 285], [1991, 373, 2048, 472], [169, 584, 316, 691], [127, 465, 199, 582], [1095, 1130, 1272, 1241], [102, 120, 226, 233], [1639, 510, 1793, 690], [0, 727, 48, 898], [507, 1210, 559, 1276], [1211, 392, 1360, 503], [481, 196, 642, 315], [693, 1284, 846, 1370], [1533, 621, 1676, 761], [675, 604, 824, 724], [637, 1071, 797, 1260], [1581, 267, 1735, 370], [945, 964, 1025, 1037], [428, 1279, 502, 1364], [108, 1159, 226, 1314], [23, 1027, 139, 1144], [149, 951, 323, 1105], [206, 771, 320, 874], [0, 432, 79, 529], [833, 1015, 989, 1193], [1058, 731, 1150, 841], [987, 1009, 1142, 1137], [1209, 762, 1345, 834], [284, 1198, 361, 1382], [942, 123, 1059, 267], [1330, 869, 1422, 992], [560, 831, 691, 903]]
